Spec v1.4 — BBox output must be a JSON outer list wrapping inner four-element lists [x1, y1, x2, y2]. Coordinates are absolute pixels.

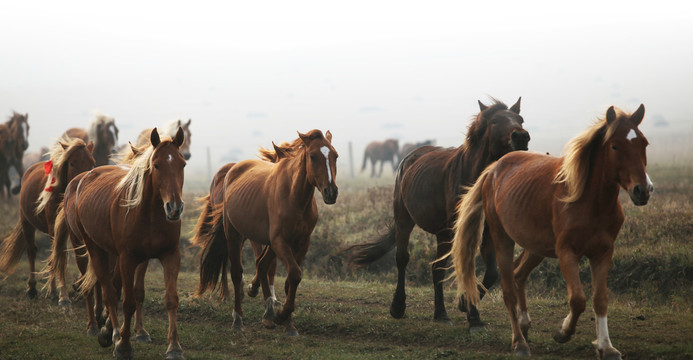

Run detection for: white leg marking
[[320, 146, 332, 183], [269, 285, 277, 301], [561, 312, 573, 332], [518, 309, 531, 328], [596, 316, 613, 349], [626, 129, 637, 141]]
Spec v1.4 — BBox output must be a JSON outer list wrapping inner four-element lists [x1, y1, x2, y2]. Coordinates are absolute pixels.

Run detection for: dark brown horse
[[0, 124, 14, 199], [0, 137, 94, 301], [399, 139, 435, 159], [1, 112, 30, 196], [194, 130, 338, 336], [48, 128, 186, 360], [450, 105, 651, 358], [136, 119, 192, 160], [347, 98, 529, 327], [362, 139, 399, 177], [64, 113, 118, 166]]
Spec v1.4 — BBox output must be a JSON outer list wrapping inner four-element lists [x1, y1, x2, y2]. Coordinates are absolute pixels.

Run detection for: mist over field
[[1, 0, 692, 188]]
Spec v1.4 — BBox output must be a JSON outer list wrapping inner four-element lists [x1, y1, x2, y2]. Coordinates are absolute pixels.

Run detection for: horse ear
[[86, 141, 95, 153], [272, 142, 288, 160], [478, 100, 488, 111], [510, 97, 521, 114], [186, 118, 192, 127], [325, 130, 333, 143], [150, 128, 161, 148], [606, 106, 617, 125], [61, 142, 69, 150], [173, 126, 185, 147], [630, 104, 645, 126], [298, 131, 310, 145]]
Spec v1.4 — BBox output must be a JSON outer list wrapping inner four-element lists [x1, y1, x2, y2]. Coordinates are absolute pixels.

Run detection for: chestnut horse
[[347, 98, 529, 327], [450, 105, 651, 358], [64, 113, 119, 166], [195, 130, 338, 336], [2, 112, 30, 196], [48, 128, 186, 360], [0, 123, 14, 199], [0, 137, 94, 300], [361, 139, 399, 177], [135, 119, 192, 160]]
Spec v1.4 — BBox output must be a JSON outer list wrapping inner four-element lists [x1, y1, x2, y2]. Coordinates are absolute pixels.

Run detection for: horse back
[[18, 162, 50, 233], [222, 159, 274, 244], [64, 128, 88, 142]]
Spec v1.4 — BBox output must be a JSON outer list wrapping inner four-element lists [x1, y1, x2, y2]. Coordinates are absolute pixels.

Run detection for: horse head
[[9, 113, 30, 151], [98, 117, 119, 153], [477, 97, 530, 158], [150, 127, 187, 220], [298, 129, 339, 205], [177, 119, 192, 160], [63, 141, 96, 183], [605, 104, 652, 206]]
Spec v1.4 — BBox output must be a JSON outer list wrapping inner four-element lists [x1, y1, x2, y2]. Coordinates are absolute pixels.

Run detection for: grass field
[[0, 163, 691, 359]]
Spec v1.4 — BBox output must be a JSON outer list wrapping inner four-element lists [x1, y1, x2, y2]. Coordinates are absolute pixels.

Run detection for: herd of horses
[[0, 99, 652, 360]]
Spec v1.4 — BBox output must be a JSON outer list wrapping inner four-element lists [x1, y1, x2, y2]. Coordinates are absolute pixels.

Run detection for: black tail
[[191, 195, 227, 297], [345, 226, 396, 267]]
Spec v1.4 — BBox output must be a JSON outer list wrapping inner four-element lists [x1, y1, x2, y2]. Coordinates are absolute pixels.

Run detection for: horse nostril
[[166, 202, 173, 213]]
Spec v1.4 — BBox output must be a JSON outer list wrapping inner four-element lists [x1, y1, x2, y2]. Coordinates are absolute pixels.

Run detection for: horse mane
[[35, 136, 89, 214], [87, 112, 115, 145], [554, 108, 630, 203], [464, 98, 509, 149], [162, 120, 184, 138], [116, 136, 173, 209]]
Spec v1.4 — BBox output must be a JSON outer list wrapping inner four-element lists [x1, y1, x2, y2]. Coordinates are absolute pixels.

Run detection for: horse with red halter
[[47, 128, 186, 360], [64, 112, 119, 166], [450, 105, 651, 359], [135, 119, 192, 160], [0, 137, 94, 301], [361, 139, 399, 177], [1, 112, 30, 196], [194, 130, 338, 336], [346, 98, 529, 328]]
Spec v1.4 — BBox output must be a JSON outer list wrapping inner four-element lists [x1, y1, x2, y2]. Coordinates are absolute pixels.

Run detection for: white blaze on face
[[646, 172, 654, 192], [22, 121, 28, 140], [167, 154, 173, 163], [320, 146, 332, 183], [626, 129, 637, 141], [109, 124, 117, 142]]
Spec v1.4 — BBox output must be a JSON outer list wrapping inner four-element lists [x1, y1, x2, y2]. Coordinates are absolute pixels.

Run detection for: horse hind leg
[[225, 228, 245, 331], [390, 215, 415, 319], [513, 249, 544, 340], [22, 220, 38, 299], [159, 250, 184, 360]]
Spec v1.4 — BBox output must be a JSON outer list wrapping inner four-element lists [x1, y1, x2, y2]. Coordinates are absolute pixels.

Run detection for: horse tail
[[192, 197, 227, 297], [345, 226, 396, 267], [42, 204, 69, 289], [0, 220, 26, 275], [449, 166, 492, 307], [78, 257, 98, 297]]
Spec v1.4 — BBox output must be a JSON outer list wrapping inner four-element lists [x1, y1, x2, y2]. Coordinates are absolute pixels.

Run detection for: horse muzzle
[[628, 182, 652, 206], [510, 130, 530, 151], [322, 185, 339, 205], [21, 142, 29, 151], [183, 152, 191, 160], [164, 200, 185, 221]]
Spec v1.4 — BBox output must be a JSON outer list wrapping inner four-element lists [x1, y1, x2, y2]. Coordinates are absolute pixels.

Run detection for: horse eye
[[310, 155, 317, 161], [611, 145, 617, 151], [154, 164, 160, 170]]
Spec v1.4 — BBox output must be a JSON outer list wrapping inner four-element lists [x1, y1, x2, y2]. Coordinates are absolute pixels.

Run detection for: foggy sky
[[1, 1, 692, 179]]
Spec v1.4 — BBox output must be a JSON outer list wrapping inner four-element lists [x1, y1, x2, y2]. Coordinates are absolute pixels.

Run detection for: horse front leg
[[589, 249, 621, 360], [160, 250, 184, 360], [114, 256, 137, 360], [10, 161, 23, 195], [133, 260, 151, 342], [553, 249, 586, 345], [272, 237, 303, 336]]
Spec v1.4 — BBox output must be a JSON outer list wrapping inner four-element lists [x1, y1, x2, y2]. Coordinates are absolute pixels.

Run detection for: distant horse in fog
[[135, 119, 192, 160], [1, 112, 30, 196], [400, 139, 435, 159], [64, 113, 119, 166], [362, 139, 399, 177]]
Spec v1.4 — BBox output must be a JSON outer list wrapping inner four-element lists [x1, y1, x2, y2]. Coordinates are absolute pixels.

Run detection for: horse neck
[[283, 152, 316, 209], [451, 141, 495, 187], [93, 140, 111, 165], [582, 147, 621, 208]]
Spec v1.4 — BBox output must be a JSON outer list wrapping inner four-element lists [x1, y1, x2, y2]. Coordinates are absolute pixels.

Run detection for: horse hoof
[[595, 344, 622, 360], [135, 333, 152, 343], [458, 298, 469, 313], [513, 343, 531, 357], [468, 316, 486, 330], [59, 299, 72, 307], [246, 283, 259, 298], [98, 327, 113, 348], [389, 299, 406, 319], [26, 287, 38, 299], [285, 328, 300, 337], [114, 341, 133, 360], [87, 324, 99, 336], [552, 328, 572, 344], [262, 318, 276, 329], [11, 186, 20, 195], [434, 316, 453, 326], [263, 298, 276, 325], [231, 311, 244, 331], [166, 350, 185, 360], [469, 324, 486, 333]]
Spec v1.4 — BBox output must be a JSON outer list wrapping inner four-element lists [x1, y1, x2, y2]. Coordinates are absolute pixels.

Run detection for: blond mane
[[115, 137, 173, 209], [87, 112, 116, 145], [553, 108, 629, 203], [35, 137, 89, 214]]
